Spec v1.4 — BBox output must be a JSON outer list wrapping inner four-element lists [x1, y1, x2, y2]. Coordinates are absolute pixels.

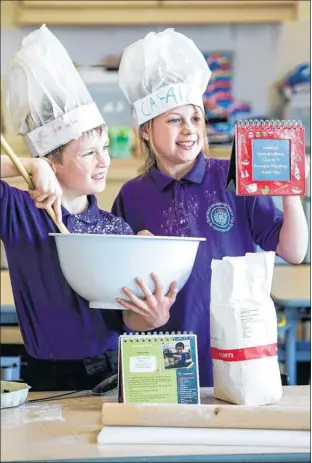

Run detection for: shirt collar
[[149, 152, 206, 191], [61, 195, 99, 224]]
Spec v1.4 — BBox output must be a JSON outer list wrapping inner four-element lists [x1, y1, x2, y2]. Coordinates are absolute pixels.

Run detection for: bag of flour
[[210, 251, 283, 405]]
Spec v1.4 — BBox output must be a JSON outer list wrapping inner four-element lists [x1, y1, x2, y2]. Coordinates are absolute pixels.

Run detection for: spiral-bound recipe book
[[226, 120, 306, 196], [118, 332, 200, 404]]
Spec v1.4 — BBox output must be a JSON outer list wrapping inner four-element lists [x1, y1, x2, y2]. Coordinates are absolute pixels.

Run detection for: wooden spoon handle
[[1, 134, 69, 234]]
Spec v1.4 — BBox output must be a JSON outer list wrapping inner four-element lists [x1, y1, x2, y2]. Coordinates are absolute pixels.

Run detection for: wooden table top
[[1, 386, 310, 463]]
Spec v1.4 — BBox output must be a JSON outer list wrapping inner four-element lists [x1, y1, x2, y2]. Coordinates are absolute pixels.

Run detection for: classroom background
[[0, 0, 310, 386]]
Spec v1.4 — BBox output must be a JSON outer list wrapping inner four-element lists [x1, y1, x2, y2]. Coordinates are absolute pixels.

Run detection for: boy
[[1, 25, 177, 391]]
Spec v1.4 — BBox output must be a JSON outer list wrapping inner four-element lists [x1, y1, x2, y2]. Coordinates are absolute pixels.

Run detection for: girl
[[112, 29, 309, 386]]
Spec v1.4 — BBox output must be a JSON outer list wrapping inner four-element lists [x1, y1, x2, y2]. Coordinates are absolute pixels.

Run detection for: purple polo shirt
[[0, 180, 133, 360], [112, 153, 284, 387]]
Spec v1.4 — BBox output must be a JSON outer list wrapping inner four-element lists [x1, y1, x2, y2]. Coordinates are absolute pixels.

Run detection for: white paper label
[[129, 356, 156, 373], [25, 102, 105, 157], [134, 83, 204, 125]]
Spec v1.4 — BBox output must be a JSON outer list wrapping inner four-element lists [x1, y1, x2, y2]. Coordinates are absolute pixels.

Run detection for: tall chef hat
[[6, 24, 105, 158], [118, 28, 211, 126]]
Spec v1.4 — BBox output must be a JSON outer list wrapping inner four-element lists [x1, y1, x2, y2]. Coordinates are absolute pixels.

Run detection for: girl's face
[[52, 129, 110, 196], [146, 105, 205, 168]]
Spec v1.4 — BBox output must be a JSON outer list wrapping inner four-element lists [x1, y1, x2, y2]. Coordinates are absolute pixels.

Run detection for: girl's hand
[[137, 229, 154, 236], [118, 273, 178, 331], [305, 156, 310, 179], [27, 158, 63, 223]]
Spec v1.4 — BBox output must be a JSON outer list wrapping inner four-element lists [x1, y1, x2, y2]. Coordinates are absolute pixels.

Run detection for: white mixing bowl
[[49, 234, 205, 310]]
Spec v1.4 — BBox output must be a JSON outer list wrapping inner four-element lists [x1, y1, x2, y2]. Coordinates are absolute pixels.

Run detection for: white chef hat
[[119, 28, 211, 127], [6, 24, 105, 158]]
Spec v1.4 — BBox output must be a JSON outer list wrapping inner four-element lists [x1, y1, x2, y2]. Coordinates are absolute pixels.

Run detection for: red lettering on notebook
[[211, 343, 277, 362]]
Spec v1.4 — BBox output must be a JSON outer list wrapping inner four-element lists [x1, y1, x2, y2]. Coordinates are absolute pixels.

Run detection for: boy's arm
[[1, 155, 63, 222], [1, 154, 34, 178]]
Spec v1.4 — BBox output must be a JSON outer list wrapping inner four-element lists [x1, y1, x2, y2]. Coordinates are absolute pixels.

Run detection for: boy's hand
[[26, 158, 63, 223], [118, 273, 178, 331]]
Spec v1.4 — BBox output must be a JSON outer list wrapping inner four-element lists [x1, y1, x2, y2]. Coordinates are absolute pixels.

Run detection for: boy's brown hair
[[45, 125, 107, 164]]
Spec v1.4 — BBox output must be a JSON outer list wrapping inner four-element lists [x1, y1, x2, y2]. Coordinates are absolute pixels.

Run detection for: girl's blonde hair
[[136, 111, 209, 174]]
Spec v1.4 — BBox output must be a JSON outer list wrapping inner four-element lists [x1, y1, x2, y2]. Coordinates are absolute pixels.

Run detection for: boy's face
[[52, 129, 110, 196], [176, 346, 184, 354]]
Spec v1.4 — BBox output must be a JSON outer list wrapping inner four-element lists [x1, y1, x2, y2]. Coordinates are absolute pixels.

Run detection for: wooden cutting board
[[101, 386, 310, 431]]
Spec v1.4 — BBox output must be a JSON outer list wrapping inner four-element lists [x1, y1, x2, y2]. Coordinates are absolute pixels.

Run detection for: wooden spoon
[[1, 134, 69, 234]]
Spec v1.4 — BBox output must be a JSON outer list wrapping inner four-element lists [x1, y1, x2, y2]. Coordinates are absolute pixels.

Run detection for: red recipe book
[[226, 120, 306, 196]]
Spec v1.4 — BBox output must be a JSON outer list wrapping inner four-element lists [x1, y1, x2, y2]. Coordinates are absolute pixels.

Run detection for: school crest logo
[[206, 202, 235, 232]]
